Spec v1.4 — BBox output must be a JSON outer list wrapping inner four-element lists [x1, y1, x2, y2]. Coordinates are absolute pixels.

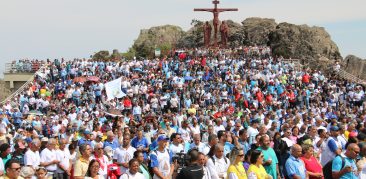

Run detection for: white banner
[[104, 77, 125, 101]]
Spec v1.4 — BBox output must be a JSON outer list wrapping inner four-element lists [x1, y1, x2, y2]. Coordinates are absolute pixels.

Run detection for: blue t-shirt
[[285, 155, 307, 179], [332, 156, 357, 179]]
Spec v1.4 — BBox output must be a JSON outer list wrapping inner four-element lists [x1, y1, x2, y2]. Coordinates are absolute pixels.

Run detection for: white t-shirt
[[40, 148, 58, 171], [169, 143, 184, 156], [119, 170, 145, 179], [24, 150, 41, 169], [55, 148, 71, 173], [113, 146, 136, 173]]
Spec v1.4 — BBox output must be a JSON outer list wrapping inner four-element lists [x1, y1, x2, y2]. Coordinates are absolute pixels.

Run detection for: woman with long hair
[[247, 150, 272, 179], [85, 159, 104, 179], [227, 146, 248, 179]]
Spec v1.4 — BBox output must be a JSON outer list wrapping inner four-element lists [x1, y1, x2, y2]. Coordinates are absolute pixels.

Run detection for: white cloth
[[24, 150, 41, 169], [55, 148, 71, 173], [90, 154, 110, 177], [206, 155, 230, 179], [113, 146, 136, 173], [119, 170, 145, 179], [40, 148, 58, 171]]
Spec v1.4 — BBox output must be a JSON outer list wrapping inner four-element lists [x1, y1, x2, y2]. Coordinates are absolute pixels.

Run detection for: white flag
[[104, 77, 125, 101]]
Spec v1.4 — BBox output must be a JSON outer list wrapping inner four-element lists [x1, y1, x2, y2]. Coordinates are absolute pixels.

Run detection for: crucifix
[[194, 0, 238, 47]]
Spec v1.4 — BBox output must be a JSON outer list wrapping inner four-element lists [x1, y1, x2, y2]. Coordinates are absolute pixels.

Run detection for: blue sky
[[0, 0, 365, 76]]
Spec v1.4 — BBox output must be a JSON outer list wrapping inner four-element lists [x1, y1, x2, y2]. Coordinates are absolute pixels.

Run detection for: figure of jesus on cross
[[194, 0, 238, 47]]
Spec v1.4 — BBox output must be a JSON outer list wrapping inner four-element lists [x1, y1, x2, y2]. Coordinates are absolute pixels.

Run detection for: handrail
[[1, 63, 47, 104]]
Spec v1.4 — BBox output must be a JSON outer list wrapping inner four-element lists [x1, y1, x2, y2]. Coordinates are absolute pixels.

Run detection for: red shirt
[[300, 156, 323, 179], [302, 74, 310, 83]]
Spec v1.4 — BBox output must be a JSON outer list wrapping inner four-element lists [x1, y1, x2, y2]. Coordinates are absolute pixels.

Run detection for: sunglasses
[[10, 167, 21, 172], [238, 154, 245, 157]]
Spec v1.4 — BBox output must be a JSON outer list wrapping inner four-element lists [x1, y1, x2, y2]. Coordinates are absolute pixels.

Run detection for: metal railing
[[1, 63, 48, 104]]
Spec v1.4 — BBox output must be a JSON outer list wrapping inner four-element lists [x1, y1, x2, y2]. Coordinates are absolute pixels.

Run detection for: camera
[[173, 151, 189, 172]]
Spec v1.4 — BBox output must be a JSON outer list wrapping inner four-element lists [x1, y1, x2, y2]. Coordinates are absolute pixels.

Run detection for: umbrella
[[133, 68, 144, 73], [87, 76, 100, 82], [106, 108, 122, 116], [73, 77, 86, 83], [184, 76, 194, 81], [27, 110, 43, 116]]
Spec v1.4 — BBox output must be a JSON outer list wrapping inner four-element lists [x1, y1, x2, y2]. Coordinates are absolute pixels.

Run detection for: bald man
[[285, 144, 307, 179], [332, 143, 359, 179]]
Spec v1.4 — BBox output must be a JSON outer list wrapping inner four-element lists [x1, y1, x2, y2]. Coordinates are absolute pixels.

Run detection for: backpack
[[322, 155, 345, 179], [209, 155, 228, 165]]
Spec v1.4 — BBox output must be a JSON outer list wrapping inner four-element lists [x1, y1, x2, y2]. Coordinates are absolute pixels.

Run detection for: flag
[[105, 77, 125, 101]]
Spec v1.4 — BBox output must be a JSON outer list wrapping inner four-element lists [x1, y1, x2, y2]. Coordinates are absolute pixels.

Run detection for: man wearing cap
[[150, 135, 174, 179], [77, 129, 92, 147], [321, 125, 342, 166]]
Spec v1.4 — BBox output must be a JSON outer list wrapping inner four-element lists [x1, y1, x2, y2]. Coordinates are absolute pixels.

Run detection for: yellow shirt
[[73, 157, 89, 177], [247, 164, 268, 179], [227, 162, 248, 179]]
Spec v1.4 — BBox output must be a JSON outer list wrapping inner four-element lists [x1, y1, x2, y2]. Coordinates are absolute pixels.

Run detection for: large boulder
[[239, 17, 277, 46], [344, 55, 366, 79], [132, 25, 185, 58], [269, 23, 341, 60]]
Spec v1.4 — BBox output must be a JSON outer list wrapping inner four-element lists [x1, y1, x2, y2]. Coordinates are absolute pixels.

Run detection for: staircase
[[1, 63, 48, 104], [336, 68, 366, 85]]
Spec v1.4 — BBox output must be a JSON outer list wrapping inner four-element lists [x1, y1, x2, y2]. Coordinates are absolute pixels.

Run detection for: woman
[[35, 167, 52, 179], [119, 159, 145, 179], [227, 147, 248, 179], [133, 150, 151, 179], [20, 166, 34, 179], [289, 126, 300, 144], [247, 150, 272, 179], [300, 144, 323, 179], [85, 159, 104, 179]]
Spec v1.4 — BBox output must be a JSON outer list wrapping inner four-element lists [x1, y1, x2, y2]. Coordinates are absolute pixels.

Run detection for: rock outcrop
[[269, 23, 341, 60], [132, 25, 185, 58], [131, 17, 341, 61], [344, 55, 366, 79]]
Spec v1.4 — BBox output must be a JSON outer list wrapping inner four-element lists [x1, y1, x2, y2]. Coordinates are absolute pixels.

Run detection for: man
[[203, 134, 218, 155], [91, 132, 103, 149], [321, 126, 342, 166], [40, 138, 59, 177], [190, 134, 205, 153], [131, 128, 149, 159], [91, 143, 110, 178], [332, 143, 359, 179], [258, 135, 280, 179], [24, 138, 41, 169], [113, 134, 136, 173], [247, 119, 260, 145], [169, 133, 184, 156], [150, 135, 174, 179], [119, 159, 145, 179], [0, 143, 11, 166], [238, 129, 250, 154], [285, 144, 307, 179], [104, 131, 119, 150], [77, 129, 92, 147], [74, 144, 92, 179], [3, 159, 21, 179], [206, 144, 230, 179], [176, 149, 205, 179], [202, 125, 214, 143], [55, 138, 71, 179], [11, 142, 26, 166]]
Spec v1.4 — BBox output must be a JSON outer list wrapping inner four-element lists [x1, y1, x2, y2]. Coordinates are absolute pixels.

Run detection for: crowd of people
[[0, 46, 365, 179], [7, 59, 45, 73]]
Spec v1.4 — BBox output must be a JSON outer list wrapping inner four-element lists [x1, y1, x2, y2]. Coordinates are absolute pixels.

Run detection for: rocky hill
[[344, 55, 366, 79], [124, 17, 365, 79]]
